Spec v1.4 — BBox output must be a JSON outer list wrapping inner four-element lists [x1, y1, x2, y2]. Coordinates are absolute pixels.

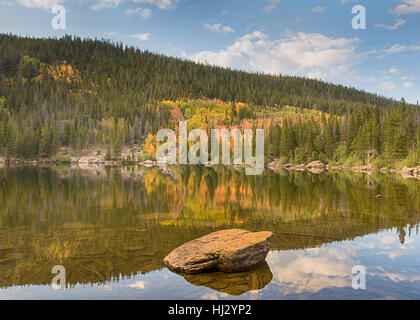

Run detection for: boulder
[[78, 157, 89, 164], [293, 164, 306, 171], [140, 160, 157, 167], [306, 161, 326, 174], [163, 229, 273, 274], [78, 156, 105, 164], [400, 167, 414, 174], [267, 161, 280, 171], [104, 160, 119, 166], [306, 161, 326, 170]]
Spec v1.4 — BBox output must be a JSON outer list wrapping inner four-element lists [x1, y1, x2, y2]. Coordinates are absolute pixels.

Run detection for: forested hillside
[[0, 34, 419, 167]]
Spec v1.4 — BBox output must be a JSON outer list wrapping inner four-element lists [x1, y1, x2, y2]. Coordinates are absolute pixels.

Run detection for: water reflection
[[180, 262, 273, 296], [263, 230, 420, 299], [0, 165, 419, 299]]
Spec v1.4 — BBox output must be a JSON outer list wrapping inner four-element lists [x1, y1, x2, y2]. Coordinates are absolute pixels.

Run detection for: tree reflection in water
[[0, 165, 418, 295]]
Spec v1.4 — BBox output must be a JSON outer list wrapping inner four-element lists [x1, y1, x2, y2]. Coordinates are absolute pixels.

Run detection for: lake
[[0, 165, 419, 300]]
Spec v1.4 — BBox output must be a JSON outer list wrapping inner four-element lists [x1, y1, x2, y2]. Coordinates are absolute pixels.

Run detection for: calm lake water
[[0, 165, 419, 300]]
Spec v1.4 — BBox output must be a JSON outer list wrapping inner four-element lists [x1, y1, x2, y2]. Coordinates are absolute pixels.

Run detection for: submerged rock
[[163, 229, 273, 274]]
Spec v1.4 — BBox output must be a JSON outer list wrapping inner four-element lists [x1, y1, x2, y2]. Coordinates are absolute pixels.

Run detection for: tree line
[[0, 34, 419, 167]]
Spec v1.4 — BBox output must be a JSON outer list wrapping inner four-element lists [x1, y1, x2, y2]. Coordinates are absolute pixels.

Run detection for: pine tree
[[112, 134, 123, 158]]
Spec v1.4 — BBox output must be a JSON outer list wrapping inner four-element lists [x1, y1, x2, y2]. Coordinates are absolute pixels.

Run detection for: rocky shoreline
[[267, 160, 420, 179], [1, 156, 419, 179], [0, 156, 255, 168]]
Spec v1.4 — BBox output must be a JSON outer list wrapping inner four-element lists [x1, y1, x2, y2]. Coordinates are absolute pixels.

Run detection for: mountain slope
[[0, 34, 418, 167]]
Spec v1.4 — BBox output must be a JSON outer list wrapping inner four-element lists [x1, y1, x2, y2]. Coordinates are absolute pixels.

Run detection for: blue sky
[[1, 0, 420, 103]]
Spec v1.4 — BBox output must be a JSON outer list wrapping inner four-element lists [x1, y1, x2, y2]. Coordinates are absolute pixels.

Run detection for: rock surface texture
[[78, 156, 105, 164], [163, 229, 273, 274]]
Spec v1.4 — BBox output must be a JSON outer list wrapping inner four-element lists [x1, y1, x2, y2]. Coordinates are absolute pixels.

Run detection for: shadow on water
[[0, 165, 419, 294]]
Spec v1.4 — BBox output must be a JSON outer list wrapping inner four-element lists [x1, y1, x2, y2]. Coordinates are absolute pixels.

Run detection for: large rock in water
[[163, 229, 273, 274]]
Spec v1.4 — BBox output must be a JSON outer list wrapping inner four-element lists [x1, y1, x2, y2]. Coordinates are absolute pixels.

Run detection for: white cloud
[[126, 7, 152, 19], [267, 251, 351, 295], [403, 81, 415, 88], [131, 0, 180, 10], [390, 0, 420, 15], [382, 81, 397, 90], [359, 76, 377, 83], [16, 0, 181, 11], [310, 6, 327, 13], [381, 235, 397, 244], [131, 33, 150, 41], [91, 0, 181, 11], [263, 0, 282, 13], [383, 68, 416, 90], [400, 75, 413, 81], [372, 44, 420, 58], [201, 293, 219, 300], [127, 280, 146, 289], [189, 31, 358, 79], [204, 23, 234, 34], [375, 18, 406, 30], [388, 66, 403, 75], [91, 0, 124, 10], [16, 0, 62, 9]]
